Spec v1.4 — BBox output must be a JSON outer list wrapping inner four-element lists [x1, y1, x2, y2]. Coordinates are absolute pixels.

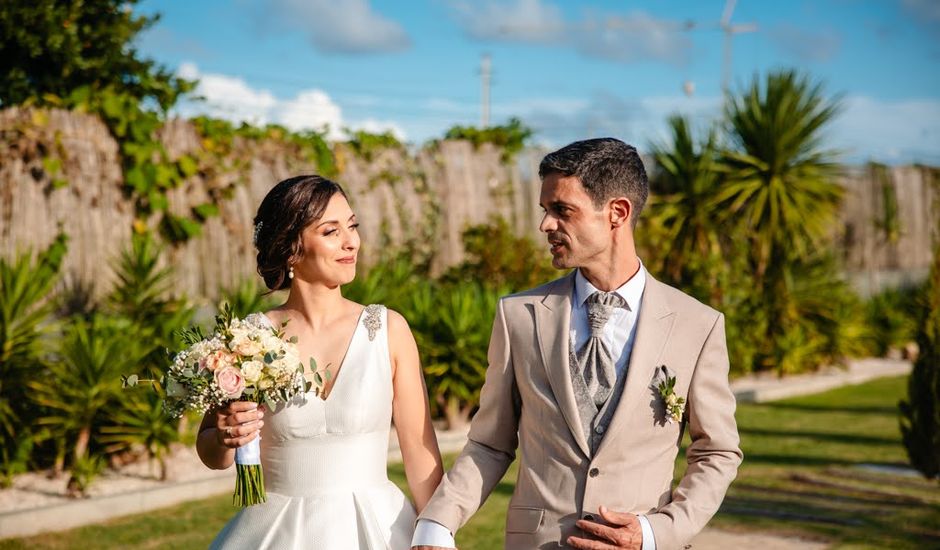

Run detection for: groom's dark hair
[[253, 174, 347, 291], [539, 137, 648, 228]]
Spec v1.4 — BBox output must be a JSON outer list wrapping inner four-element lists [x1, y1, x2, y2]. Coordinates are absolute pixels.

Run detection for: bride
[[197, 175, 444, 549]]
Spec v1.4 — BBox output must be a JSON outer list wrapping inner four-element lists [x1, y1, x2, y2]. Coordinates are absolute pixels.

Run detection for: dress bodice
[[250, 305, 393, 494]]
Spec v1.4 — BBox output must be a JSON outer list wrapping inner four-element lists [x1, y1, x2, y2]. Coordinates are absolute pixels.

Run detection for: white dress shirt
[[413, 264, 656, 549]]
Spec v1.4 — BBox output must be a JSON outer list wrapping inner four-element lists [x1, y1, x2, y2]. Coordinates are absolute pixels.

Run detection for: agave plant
[[219, 278, 282, 319], [29, 315, 154, 494], [789, 254, 872, 367], [66, 454, 105, 498], [867, 286, 920, 357], [107, 233, 174, 323], [0, 234, 67, 475], [409, 282, 500, 430], [343, 253, 423, 312], [107, 233, 194, 377], [100, 389, 179, 481], [716, 70, 844, 279]]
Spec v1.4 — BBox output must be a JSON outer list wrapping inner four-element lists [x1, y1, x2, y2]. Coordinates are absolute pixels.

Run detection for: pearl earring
[[288, 265, 295, 280]]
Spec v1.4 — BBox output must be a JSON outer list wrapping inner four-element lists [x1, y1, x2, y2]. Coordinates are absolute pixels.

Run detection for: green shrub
[[0, 233, 67, 476], [443, 117, 533, 161], [790, 254, 872, 367], [343, 252, 428, 312], [441, 217, 556, 293], [344, 129, 403, 161], [107, 233, 194, 376], [407, 282, 499, 430], [30, 314, 153, 493], [67, 454, 106, 497], [101, 389, 179, 481], [219, 278, 282, 319], [899, 245, 940, 480], [867, 286, 920, 357]]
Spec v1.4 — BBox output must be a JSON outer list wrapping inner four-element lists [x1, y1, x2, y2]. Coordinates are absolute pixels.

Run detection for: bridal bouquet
[[124, 305, 321, 506]]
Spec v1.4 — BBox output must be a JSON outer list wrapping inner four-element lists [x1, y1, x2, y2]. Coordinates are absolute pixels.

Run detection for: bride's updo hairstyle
[[253, 175, 347, 290]]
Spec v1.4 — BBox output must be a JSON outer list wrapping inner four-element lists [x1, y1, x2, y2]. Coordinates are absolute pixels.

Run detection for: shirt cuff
[[638, 515, 656, 550], [411, 519, 456, 548]]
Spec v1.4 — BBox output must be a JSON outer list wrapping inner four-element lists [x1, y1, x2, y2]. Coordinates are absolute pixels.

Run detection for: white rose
[[666, 393, 678, 407], [241, 360, 264, 384], [233, 336, 263, 357]]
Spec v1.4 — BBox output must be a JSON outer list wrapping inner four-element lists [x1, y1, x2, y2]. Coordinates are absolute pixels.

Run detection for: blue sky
[[137, 0, 940, 164]]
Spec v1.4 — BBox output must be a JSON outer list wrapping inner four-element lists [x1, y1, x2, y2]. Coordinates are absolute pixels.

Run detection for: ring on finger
[[223, 426, 235, 436]]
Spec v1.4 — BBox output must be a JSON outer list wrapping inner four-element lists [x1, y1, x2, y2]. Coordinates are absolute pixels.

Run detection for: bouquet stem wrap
[[233, 436, 265, 506]]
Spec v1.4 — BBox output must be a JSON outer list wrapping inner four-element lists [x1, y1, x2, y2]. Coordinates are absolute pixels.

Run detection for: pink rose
[[203, 350, 236, 372], [215, 366, 246, 399]]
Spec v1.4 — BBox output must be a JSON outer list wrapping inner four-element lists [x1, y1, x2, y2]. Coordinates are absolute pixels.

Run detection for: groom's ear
[[608, 197, 632, 229]]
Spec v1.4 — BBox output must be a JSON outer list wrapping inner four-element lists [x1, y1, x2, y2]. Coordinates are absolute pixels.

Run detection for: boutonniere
[[656, 368, 686, 424]]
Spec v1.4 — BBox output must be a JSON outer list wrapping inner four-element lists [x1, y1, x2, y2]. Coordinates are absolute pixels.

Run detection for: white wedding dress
[[210, 305, 417, 549]]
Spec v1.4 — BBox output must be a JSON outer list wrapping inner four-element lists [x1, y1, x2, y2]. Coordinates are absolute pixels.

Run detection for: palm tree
[[647, 115, 725, 301], [716, 70, 844, 280], [715, 70, 849, 374]]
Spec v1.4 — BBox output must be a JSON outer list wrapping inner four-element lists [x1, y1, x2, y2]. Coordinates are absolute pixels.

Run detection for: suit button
[[589, 468, 599, 477], [595, 425, 606, 434], [583, 513, 595, 521]]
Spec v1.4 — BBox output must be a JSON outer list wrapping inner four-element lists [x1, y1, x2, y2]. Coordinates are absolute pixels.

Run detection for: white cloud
[[275, 90, 344, 138], [446, 0, 691, 65], [351, 119, 407, 140], [179, 62, 277, 127], [174, 63, 410, 142], [259, 0, 410, 53], [175, 63, 340, 137]]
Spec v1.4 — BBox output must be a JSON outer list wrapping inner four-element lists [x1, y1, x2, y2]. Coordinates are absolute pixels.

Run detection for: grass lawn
[[711, 375, 940, 549], [1, 376, 937, 549]]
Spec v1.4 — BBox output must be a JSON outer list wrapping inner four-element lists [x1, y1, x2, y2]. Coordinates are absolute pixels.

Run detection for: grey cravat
[[577, 291, 627, 407]]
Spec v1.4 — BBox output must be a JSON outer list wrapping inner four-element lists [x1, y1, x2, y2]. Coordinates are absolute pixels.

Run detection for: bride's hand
[[215, 401, 265, 448]]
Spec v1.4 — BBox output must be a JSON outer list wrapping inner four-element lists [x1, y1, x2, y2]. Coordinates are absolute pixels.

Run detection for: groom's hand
[[568, 506, 643, 550]]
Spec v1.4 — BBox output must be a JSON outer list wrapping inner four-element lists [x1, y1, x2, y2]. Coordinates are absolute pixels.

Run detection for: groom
[[412, 138, 742, 550]]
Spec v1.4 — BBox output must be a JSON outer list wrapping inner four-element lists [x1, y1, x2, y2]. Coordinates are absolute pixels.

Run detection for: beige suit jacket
[[419, 272, 743, 550]]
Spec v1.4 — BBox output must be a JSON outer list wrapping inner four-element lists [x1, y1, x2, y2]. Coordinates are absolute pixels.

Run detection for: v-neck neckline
[[262, 307, 366, 403]]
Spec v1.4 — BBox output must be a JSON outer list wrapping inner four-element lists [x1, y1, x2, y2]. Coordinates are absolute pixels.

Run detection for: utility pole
[[480, 53, 491, 127]]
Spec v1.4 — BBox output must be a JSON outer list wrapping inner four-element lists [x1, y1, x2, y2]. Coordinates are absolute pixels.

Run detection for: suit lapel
[[534, 272, 591, 457], [598, 275, 676, 454]]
